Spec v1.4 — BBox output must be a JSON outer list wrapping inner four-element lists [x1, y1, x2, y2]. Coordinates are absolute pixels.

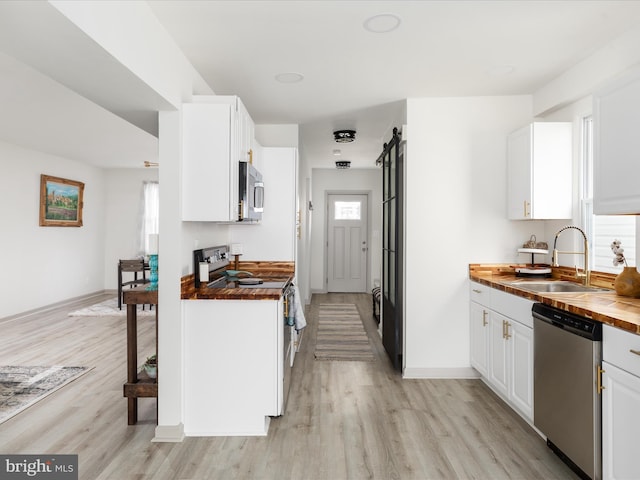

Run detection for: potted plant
[[143, 354, 157, 379], [611, 239, 640, 297]]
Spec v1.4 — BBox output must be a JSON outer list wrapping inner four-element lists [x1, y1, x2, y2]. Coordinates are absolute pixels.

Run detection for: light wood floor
[[0, 292, 576, 479]]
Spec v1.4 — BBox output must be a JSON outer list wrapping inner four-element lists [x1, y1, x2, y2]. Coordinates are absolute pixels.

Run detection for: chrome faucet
[[552, 225, 590, 286]]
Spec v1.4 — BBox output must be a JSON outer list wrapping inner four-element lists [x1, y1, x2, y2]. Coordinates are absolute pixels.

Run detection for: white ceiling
[[1, 1, 640, 169], [147, 0, 640, 168]]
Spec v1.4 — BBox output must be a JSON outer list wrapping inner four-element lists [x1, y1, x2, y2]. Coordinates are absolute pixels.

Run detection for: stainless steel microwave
[[238, 161, 263, 222]]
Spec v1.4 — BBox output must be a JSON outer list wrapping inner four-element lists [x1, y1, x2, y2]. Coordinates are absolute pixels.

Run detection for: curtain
[[138, 181, 159, 256]]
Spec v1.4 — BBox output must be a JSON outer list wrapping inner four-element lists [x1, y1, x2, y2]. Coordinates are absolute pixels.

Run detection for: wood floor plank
[[0, 292, 577, 479]]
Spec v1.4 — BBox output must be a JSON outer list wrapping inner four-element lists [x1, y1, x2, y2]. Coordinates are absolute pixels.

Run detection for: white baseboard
[[153, 423, 185, 442], [402, 367, 480, 379], [0, 290, 110, 324]]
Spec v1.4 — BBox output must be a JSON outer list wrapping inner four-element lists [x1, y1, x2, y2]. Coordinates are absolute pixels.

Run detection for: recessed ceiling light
[[487, 65, 515, 76], [275, 72, 304, 83], [363, 13, 401, 33]]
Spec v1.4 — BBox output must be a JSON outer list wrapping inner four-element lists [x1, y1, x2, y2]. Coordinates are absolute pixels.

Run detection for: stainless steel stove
[[193, 245, 291, 292]]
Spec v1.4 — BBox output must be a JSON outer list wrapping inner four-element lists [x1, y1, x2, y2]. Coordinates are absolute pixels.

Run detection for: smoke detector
[[333, 130, 356, 143]]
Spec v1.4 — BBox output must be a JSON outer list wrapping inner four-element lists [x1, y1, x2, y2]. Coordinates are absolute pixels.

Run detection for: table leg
[[127, 303, 138, 425]]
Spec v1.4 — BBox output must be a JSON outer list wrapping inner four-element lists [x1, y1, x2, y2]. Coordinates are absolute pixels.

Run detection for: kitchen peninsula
[[180, 261, 296, 437]]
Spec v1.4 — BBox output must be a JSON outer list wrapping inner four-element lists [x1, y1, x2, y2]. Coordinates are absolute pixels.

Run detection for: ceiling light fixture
[[363, 13, 401, 33], [333, 130, 356, 143], [335, 160, 351, 169], [275, 72, 304, 83], [487, 64, 515, 76]]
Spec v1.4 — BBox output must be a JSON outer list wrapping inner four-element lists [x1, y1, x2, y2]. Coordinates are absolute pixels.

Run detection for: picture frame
[[39, 174, 84, 227]]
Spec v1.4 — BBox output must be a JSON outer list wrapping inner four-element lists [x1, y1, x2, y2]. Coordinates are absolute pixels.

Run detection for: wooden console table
[[123, 287, 157, 425]]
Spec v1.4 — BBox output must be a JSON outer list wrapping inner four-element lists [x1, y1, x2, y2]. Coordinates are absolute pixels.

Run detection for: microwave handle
[[254, 182, 264, 212]]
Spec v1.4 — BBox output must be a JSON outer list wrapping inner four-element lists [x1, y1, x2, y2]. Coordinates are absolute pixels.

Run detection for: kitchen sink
[[506, 280, 611, 293]]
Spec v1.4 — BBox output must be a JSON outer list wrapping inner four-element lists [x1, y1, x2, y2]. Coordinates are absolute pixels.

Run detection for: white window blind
[[581, 116, 635, 273], [138, 181, 159, 255]]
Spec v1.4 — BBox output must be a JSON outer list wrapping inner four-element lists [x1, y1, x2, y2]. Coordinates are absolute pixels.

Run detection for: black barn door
[[381, 128, 404, 371]]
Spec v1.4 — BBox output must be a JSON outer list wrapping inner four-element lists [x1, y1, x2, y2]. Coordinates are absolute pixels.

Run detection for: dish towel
[[292, 284, 307, 332]]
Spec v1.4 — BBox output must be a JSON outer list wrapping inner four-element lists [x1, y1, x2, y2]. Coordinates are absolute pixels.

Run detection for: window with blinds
[[582, 116, 636, 274]]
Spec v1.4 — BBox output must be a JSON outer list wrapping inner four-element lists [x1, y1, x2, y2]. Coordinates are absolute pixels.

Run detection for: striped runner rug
[[314, 303, 375, 361]]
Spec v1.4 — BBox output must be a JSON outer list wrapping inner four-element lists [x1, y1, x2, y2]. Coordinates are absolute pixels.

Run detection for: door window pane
[[334, 201, 361, 220]]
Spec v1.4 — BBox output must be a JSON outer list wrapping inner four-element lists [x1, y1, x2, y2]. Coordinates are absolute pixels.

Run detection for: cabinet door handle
[[503, 320, 512, 340], [482, 310, 488, 326], [597, 365, 605, 394], [523, 200, 530, 218], [472, 289, 482, 293], [630, 349, 640, 357]]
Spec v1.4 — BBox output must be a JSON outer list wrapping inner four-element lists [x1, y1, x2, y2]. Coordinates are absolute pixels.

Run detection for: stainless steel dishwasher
[[532, 303, 603, 480]]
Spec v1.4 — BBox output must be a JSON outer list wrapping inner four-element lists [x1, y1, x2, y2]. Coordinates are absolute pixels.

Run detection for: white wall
[[0, 140, 106, 319], [310, 168, 382, 293], [403, 96, 542, 377], [296, 142, 313, 305], [103, 168, 158, 289]]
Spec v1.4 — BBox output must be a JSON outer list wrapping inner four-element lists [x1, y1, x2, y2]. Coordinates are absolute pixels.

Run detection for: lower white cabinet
[[488, 310, 510, 398], [469, 300, 489, 377], [507, 318, 534, 419], [469, 282, 534, 422], [602, 325, 640, 479], [183, 298, 284, 436]]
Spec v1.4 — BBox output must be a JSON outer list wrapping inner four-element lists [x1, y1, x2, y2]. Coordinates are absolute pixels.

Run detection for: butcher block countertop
[[469, 264, 640, 335], [181, 261, 294, 301]]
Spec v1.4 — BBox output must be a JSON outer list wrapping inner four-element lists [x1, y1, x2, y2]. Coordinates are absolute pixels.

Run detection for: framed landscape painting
[[39, 174, 84, 227]]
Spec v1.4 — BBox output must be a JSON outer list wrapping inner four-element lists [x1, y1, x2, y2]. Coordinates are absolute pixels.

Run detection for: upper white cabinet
[[593, 67, 640, 214], [507, 122, 572, 220], [229, 147, 298, 261], [182, 95, 255, 222]]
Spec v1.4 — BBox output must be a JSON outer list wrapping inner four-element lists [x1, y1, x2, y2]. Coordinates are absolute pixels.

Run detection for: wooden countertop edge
[[180, 272, 293, 301], [469, 264, 640, 336]]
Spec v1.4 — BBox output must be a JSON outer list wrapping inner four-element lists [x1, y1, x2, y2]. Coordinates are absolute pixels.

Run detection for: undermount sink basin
[[507, 280, 611, 293]]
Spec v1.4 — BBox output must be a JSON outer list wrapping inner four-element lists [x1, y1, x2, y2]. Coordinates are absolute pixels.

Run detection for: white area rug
[[68, 297, 155, 317], [0, 366, 92, 424]]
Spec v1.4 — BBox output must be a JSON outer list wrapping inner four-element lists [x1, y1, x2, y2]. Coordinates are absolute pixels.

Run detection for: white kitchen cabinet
[[488, 310, 510, 399], [593, 66, 640, 214], [237, 98, 255, 166], [183, 298, 284, 436], [507, 122, 572, 220], [469, 281, 534, 422], [229, 147, 298, 261], [508, 318, 534, 419], [602, 324, 640, 479], [470, 300, 489, 377], [182, 95, 255, 222], [469, 282, 491, 377]]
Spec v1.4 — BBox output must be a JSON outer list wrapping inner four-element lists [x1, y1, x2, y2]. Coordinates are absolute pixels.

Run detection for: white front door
[[327, 194, 368, 292]]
